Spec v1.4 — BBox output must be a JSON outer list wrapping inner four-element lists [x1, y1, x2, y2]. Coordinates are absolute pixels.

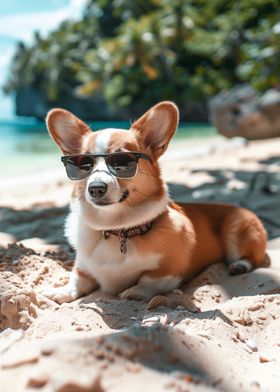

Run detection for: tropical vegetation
[[3, 0, 280, 119]]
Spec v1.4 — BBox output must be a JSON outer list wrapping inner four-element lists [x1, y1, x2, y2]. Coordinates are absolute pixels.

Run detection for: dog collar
[[103, 220, 155, 254]]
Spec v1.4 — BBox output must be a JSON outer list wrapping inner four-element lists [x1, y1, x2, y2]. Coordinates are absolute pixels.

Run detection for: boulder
[[209, 84, 280, 140]]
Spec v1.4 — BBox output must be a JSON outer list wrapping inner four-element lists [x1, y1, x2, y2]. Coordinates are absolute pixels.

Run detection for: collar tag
[[120, 237, 127, 254], [103, 231, 110, 239]]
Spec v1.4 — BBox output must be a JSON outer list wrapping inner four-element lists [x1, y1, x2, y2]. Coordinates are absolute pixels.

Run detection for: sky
[[0, 0, 87, 120]]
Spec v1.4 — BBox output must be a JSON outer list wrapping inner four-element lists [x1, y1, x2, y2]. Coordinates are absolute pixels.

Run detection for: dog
[[45, 101, 268, 304]]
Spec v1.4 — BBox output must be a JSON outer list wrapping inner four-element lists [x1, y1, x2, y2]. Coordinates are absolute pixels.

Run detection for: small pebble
[[248, 303, 263, 311], [243, 346, 253, 354], [172, 289, 183, 295], [250, 380, 261, 388], [41, 343, 56, 356], [245, 339, 258, 352], [169, 320, 179, 327], [212, 290, 221, 297], [28, 374, 48, 388], [143, 316, 160, 324], [147, 295, 169, 310], [197, 333, 212, 340], [236, 331, 245, 342], [259, 354, 274, 363], [126, 363, 141, 373], [183, 375, 193, 383]]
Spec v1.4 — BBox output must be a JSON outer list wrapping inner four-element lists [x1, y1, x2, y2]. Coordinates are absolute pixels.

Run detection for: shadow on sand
[[1, 162, 280, 391], [1, 164, 280, 326]]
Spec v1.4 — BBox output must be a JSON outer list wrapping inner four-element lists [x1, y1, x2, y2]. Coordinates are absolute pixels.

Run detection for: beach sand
[[1, 136, 280, 391]]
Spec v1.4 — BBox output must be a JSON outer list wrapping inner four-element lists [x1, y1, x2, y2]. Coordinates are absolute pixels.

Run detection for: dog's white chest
[[76, 231, 160, 294]]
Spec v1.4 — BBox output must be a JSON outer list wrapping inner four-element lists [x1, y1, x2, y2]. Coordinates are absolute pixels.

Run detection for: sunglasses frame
[[61, 151, 152, 180]]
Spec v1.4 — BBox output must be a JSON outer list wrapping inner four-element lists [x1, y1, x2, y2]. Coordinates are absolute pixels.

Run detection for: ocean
[[0, 120, 217, 177]]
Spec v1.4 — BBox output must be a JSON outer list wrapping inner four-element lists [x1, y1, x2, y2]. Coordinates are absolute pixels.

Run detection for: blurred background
[[0, 0, 279, 177]]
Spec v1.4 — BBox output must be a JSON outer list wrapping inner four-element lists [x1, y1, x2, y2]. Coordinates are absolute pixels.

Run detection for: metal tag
[[120, 238, 127, 254]]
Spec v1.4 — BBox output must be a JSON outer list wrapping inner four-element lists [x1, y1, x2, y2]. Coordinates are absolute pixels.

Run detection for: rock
[[172, 289, 183, 295], [209, 84, 280, 140], [248, 303, 264, 312], [0, 290, 39, 330], [27, 372, 48, 388], [259, 353, 274, 363], [142, 316, 160, 324], [147, 295, 169, 310], [245, 339, 258, 352]]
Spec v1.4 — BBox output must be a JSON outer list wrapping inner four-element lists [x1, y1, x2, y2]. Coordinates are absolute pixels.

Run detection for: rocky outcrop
[[15, 87, 127, 121], [15, 87, 208, 122], [209, 85, 280, 140]]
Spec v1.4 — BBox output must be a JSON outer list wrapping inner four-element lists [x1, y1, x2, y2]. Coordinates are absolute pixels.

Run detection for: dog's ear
[[46, 109, 91, 154], [132, 101, 179, 159]]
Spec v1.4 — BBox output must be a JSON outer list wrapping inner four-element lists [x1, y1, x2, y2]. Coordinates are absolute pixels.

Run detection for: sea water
[[0, 119, 217, 177]]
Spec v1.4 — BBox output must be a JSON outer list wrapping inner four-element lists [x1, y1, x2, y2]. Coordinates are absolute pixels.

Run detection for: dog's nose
[[88, 182, 108, 198]]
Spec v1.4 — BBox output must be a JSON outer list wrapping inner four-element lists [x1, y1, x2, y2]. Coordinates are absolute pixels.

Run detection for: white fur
[[85, 158, 121, 205], [74, 220, 161, 294], [94, 128, 120, 153], [86, 128, 127, 205], [120, 275, 181, 300], [167, 204, 186, 231], [82, 191, 169, 230], [64, 207, 79, 249], [61, 176, 170, 299], [42, 270, 97, 304]]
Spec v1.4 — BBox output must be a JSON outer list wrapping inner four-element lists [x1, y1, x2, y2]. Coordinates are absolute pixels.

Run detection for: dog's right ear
[[132, 101, 179, 160], [46, 109, 91, 154]]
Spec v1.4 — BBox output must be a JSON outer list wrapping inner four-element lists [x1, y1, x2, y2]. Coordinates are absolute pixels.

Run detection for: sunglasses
[[61, 152, 152, 180]]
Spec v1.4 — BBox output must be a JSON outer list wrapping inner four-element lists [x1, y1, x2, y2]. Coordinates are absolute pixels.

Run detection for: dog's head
[[46, 101, 179, 229]]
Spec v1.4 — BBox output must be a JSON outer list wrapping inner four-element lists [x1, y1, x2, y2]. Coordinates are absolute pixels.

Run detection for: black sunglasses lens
[[107, 153, 137, 178], [65, 156, 94, 180]]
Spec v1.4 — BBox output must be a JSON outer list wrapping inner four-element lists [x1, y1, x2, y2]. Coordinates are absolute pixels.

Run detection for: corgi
[[45, 101, 268, 304]]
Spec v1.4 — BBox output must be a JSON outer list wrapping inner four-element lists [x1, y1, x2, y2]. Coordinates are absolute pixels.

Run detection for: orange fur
[[109, 202, 267, 282], [45, 101, 268, 303]]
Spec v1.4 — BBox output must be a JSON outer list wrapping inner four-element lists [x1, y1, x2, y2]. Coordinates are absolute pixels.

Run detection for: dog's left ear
[[132, 101, 179, 159]]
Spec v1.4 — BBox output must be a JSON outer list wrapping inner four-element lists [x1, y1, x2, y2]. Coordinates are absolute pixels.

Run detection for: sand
[[1, 136, 280, 391]]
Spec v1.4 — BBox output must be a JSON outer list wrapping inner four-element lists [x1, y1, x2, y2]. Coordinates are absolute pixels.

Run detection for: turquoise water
[[0, 120, 217, 177], [0, 0, 69, 16]]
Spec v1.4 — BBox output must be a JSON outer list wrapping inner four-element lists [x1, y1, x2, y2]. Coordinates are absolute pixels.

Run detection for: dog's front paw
[[119, 286, 148, 301], [42, 285, 78, 304]]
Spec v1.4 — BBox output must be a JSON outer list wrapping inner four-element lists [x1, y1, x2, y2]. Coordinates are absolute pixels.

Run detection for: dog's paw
[[119, 286, 147, 301], [41, 285, 78, 304], [229, 259, 253, 276]]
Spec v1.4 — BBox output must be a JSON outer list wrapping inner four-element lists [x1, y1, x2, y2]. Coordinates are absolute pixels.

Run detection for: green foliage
[[3, 0, 280, 112]]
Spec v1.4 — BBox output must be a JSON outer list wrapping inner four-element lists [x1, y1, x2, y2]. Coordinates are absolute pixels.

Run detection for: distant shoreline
[[1, 135, 246, 186], [0, 117, 214, 129]]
